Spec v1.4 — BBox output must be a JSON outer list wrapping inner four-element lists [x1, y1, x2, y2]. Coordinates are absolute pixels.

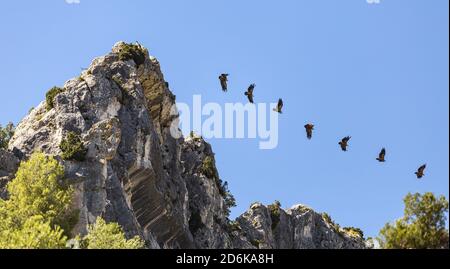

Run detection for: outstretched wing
[[248, 84, 255, 94], [247, 94, 254, 103], [343, 136, 351, 143], [418, 164, 426, 173]]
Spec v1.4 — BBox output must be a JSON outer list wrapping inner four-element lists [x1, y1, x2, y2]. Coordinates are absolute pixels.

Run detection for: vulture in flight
[[339, 136, 351, 151], [273, 98, 284, 114], [304, 124, 314, 140], [219, 74, 229, 92], [376, 148, 386, 162], [245, 84, 255, 103], [415, 164, 427, 179]]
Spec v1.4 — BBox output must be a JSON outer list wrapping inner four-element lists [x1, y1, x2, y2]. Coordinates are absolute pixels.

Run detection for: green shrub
[[268, 201, 282, 230], [0, 153, 141, 249], [228, 220, 241, 233], [199, 156, 236, 217], [322, 212, 342, 234], [200, 156, 219, 180], [0, 215, 68, 249], [118, 43, 146, 66], [343, 227, 364, 239], [0, 152, 74, 249], [0, 123, 14, 150], [60, 132, 87, 161], [82, 217, 145, 249], [46, 87, 64, 111], [220, 181, 236, 217]]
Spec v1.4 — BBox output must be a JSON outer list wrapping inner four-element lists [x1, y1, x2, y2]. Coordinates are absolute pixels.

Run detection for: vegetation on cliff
[[0, 153, 144, 249]]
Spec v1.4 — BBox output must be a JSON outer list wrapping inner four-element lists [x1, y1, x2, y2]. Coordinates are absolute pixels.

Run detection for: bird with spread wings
[[339, 136, 351, 151], [415, 164, 427, 179], [245, 84, 255, 103]]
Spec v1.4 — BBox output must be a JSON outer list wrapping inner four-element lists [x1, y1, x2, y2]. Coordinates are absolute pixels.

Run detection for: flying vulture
[[245, 84, 255, 103], [376, 148, 386, 162], [339, 136, 351, 151], [273, 98, 284, 114], [415, 164, 427, 179], [219, 74, 229, 92], [304, 124, 314, 140]]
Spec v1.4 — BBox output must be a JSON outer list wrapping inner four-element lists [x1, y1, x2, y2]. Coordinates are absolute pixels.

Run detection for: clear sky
[[0, 0, 448, 238]]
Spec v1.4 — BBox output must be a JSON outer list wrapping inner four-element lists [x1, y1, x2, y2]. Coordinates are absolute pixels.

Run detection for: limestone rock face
[[0, 149, 19, 199], [2, 42, 366, 249], [235, 203, 366, 249]]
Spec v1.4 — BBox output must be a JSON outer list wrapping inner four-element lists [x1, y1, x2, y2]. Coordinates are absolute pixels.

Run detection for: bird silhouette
[[376, 148, 386, 162], [415, 164, 427, 179], [339, 136, 351, 151], [219, 74, 229, 92], [245, 84, 255, 103], [304, 124, 315, 140], [273, 99, 284, 113]]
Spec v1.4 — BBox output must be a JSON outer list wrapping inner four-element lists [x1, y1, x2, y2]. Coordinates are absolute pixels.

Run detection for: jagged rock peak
[[2, 42, 367, 249]]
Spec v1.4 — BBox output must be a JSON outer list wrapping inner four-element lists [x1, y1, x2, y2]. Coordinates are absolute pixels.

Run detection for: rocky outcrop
[[3, 42, 366, 249], [234, 203, 365, 249], [0, 149, 19, 199]]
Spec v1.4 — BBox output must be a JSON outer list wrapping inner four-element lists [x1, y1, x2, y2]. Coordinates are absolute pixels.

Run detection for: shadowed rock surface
[[0, 149, 19, 199], [1, 42, 366, 249]]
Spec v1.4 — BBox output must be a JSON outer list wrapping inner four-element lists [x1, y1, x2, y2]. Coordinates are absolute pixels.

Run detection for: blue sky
[[0, 0, 448, 238]]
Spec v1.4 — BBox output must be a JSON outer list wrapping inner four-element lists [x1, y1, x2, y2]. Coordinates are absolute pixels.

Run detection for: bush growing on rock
[[219, 180, 236, 217], [228, 220, 241, 233], [343, 227, 364, 239], [268, 201, 282, 230], [118, 43, 146, 66], [0, 122, 14, 150], [60, 132, 87, 161], [322, 212, 341, 233], [199, 156, 236, 216], [200, 156, 218, 180], [82, 217, 145, 249], [45, 87, 65, 111]]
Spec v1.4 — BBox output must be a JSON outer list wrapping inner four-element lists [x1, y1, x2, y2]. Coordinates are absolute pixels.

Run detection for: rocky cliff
[[1, 42, 366, 249]]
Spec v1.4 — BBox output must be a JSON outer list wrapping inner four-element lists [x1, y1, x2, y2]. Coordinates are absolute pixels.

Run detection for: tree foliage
[[378, 192, 449, 249], [0, 215, 67, 249], [82, 217, 145, 249], [200, 156, 236, 217], [268, 201, 282, 230], [0, 152, 73, 249], [45, 86, 64, 111], [0, 152, 144, 249], [0, 122, 14, 150], [60, 132, 87, 161]]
